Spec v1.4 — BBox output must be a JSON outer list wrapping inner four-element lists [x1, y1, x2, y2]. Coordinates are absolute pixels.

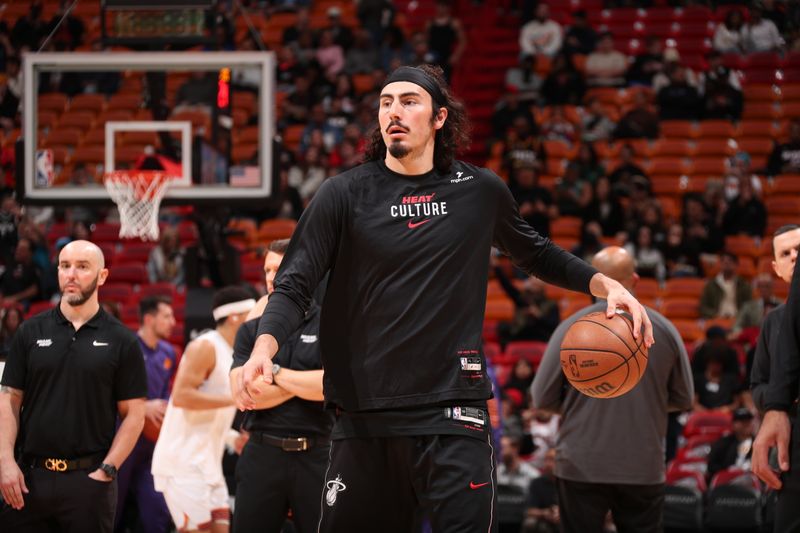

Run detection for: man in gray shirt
[[531, 246, 694, 533]]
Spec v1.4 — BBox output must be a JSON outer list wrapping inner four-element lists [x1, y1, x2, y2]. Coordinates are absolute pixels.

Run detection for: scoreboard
[[101, 0, 215, 46]]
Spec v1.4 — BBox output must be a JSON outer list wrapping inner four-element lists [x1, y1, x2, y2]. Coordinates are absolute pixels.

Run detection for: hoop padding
[[104, 171, 175, 241]]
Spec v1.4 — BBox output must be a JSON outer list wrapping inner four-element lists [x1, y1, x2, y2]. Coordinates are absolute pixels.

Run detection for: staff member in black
[[230, 238, 332, 533], [749, 224, 800, 413], [240, 64, 654, 532], [752, 224, 800, 530], [0, 240, 147, 532]]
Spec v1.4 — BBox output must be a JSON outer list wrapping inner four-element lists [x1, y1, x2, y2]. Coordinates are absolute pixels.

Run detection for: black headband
[[382, 66, 446, 107]]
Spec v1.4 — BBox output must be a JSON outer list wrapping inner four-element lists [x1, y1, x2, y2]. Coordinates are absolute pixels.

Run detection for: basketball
[[559, 311, 648, 399]]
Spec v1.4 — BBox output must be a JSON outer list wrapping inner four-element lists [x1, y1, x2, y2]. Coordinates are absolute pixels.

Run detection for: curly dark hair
[[364, 64, 471, 174]]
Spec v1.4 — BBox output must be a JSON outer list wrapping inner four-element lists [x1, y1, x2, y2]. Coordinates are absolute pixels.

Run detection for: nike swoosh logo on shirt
[[93, 341, 109, 346], [407, 219, 432, 229], [470, 481, 490, 490]]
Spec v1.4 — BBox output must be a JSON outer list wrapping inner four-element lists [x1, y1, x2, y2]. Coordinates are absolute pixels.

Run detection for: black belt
[[249, 432, 329, 452], [22, 453, 105, 472]]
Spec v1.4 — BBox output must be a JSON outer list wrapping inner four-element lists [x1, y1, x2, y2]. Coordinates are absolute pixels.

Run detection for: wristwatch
[[100, 462, 117, 480], [272, 363, 281, 376]]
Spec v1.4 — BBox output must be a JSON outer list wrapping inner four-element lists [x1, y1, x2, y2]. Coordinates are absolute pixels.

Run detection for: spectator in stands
[[658, 64, 702, 120], [571, 222, 604, 264], [699, 50, 743, 121], [0, 238, 41, 309], [275, 46, 303, 93], [0, 194, 19, 265], [693, 348, 744, 412], [767, 119, 800, 175], [706, 408, 755, 481], [735, 273, 781, 334], [724, 152, 763, 201], [493, 263, 560, 346], [357, 0, 394, 45], [561, 9, 597, 57], [287, 144, 329, 203], [174, 71, 216, 113], [47, 0, 85, 51], [498, 434, 541, 495], [509, 161, 557, 237], [572, 143, 604, 184], [11, 1, 47, 50], [325, 6, 354, 51], [409, 31, 437, 68], [519, 4, 563, 59], [504, 115, 547, 176], [614, 91, 660, 139], [584, 176, 625, 238], [523, 448, 559, 533], [721, 175, 767, 238], [625, 226, 667, 283], [713, 9, 746, 54], [663, 223, 702, 278], [425, 0, 466, 82], [682, 194, 724, 255], [505, 55, 543, 104], [379, 25, 412, 72], [316, 29, 345, 80], [607, 143, 646, 194], [289, 26, 317, 66], [505, 358, 536, 408], [743, 6, 784, 53], [584, 32, 627, 88], [700, 252, 753, 319], [0, 56, 21, 131], [554, 162, 591, 217], [692, 325, 741, 377], [0, 305, 22, 359], [282, 74, 315, 125], [147, 227, 184, 287], [579, 97, 615, 143], [205, 0, 234, 50], [627, 36, 666, 87], [541, 53, 586, 106], [651, 47, 699, 94], [302, 104, 343, 154], [761, 0, 786, 34], [344, 28, 379, 74], [17, 220, 54, 299], [281, 7, 309, 46], [541, 106, 577, 146]]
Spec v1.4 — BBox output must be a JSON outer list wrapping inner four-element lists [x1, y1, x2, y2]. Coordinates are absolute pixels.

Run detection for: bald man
[[0, 240, 147, 532], [532, 246, 693, 533]]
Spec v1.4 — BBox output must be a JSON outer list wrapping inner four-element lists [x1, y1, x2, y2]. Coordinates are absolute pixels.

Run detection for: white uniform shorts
[[154, 475, 230, 531]]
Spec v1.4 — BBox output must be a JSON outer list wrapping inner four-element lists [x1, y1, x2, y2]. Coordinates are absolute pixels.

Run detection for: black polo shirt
[[1, 306, 147, 459], [231, 304, 333, 438]]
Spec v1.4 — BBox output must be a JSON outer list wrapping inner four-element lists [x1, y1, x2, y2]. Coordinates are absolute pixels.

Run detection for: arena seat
[[664, 470, 706, 532], [485, 299, 514, 322], [698, 120, 737, 139], [683, 411, 732, 439], [505, 341, 548, 370], [109, 263, 148, 285], [495, 483, 526, 532], [706, 469, 763, 531], [99, 283, 134, 305], [676, 433, 720, 462], [483, 320, 499, 344]]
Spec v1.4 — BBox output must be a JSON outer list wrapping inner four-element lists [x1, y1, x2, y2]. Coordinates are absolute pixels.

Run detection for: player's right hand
[[0, 458, 28, 510], [241, 334, 279, 409], [752, 410, 791, 489]]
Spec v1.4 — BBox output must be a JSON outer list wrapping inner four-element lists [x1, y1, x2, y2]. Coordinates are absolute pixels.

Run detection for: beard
[[387, 141, 411, 159], [62, 274, 99, 307]]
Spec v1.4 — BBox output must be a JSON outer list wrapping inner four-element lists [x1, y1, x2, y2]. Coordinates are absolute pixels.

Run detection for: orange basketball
[[559, 311, 648, 399]]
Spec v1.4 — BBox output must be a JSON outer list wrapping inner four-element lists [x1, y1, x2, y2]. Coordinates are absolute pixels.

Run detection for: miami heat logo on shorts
[[325, 474, 347, 507]]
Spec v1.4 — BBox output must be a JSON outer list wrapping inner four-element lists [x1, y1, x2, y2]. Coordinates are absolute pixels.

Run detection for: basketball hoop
[[104, 171, 176, 241]]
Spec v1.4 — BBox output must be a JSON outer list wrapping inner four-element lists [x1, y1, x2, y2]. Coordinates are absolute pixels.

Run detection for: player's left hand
[[592, 274, 654, 348]]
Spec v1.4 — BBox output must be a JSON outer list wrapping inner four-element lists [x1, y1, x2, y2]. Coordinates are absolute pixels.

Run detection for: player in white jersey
[[152, 286, 255, 533]]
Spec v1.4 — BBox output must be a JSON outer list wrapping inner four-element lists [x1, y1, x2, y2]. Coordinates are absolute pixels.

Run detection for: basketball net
[[103, 171, 175, 241]]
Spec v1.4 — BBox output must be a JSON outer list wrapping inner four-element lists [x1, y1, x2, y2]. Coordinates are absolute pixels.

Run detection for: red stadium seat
[[683, 411, 732, 439], [505, 341, 548, 370], [109, 263, 148, 285], [99, 283, 134, 305], [662, 277, 705, 298]]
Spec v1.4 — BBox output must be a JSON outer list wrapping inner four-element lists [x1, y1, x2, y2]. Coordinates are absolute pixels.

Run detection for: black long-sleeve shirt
[[764, 263, 800, 412], [258, 160, 597, 412], [751, 304, 784, 413]]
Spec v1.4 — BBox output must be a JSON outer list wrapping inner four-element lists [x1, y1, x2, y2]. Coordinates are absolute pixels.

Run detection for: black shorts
[[318, 433, 497, 533]]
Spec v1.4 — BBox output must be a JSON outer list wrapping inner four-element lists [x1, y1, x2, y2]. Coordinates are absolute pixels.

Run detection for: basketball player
[[750, 224, 800, 413], [531, 246, 693, 533], [151, 286, 253, 533], [230, 238, 332, 533], [0, 240, 147, 532], [752, 225, 800, 531], [241, 64, 654, 532], [115, 295, 177, 533]]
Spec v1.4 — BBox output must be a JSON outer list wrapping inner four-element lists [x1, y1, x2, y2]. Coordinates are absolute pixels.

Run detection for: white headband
[[212, 299, 256, 321]]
